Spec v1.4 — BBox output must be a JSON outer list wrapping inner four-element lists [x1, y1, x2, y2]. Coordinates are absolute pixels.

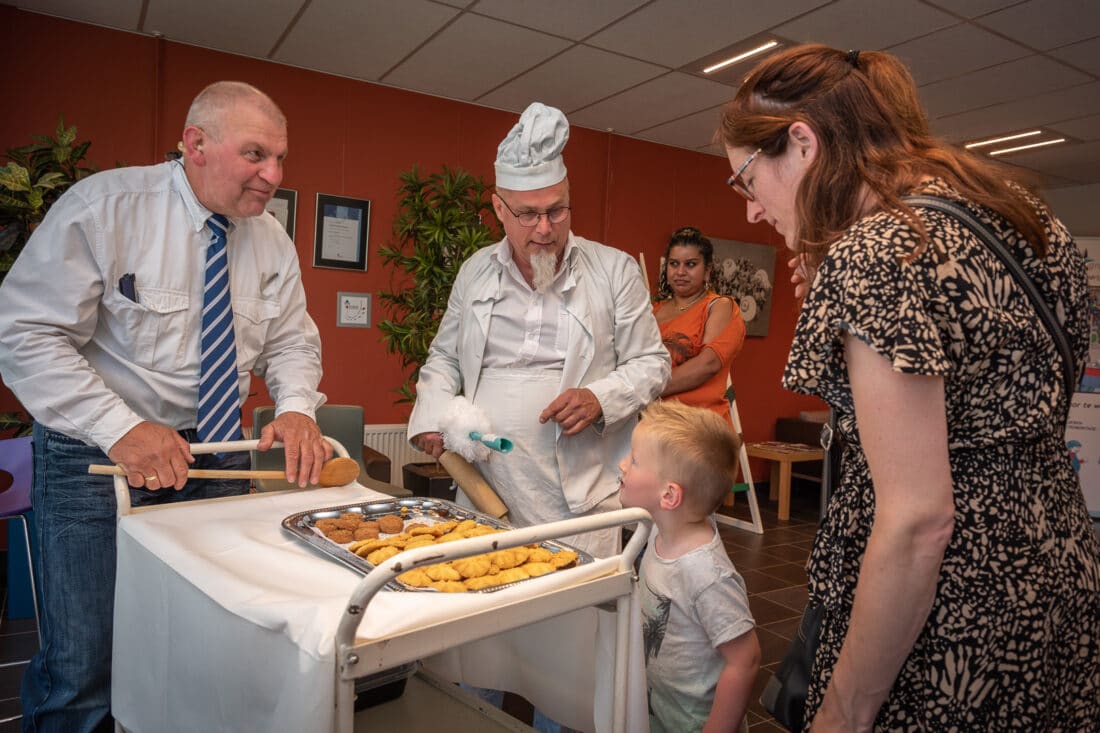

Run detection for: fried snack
[[353, 525, 380, 541], [488, 549, 522, 570], [403, 536, 436, 551], [396, 569, 432, 587], [315, 518, 340, 531], [405, 522, 430, 532], [377, 514, 405, 534], [511, 546, 531, 565], [430, 580, 467, 593], [526, 547, 553, 564], [407, 525, 436, 537], [549, 550, 579, 569], [434, 531, 466, 544], [429, 520, 458, 536], [452, 556, 492, 579], [522, 562, 555, 578], [454, 519, 478, 534], [496, 567, 530, 584], [424, 564, 463, 582], [362, 520, 380, 532], [324, 529, 354, 544], [465, 525, 502, 538], [339, 512, 363, 523], [463, 574, 504, 591], [332, 518, 360, 531], [367, 546, 401, 565]]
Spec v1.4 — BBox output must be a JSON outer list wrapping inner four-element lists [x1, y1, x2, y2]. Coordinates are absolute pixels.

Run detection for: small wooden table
[[745, 441, 825, 521]]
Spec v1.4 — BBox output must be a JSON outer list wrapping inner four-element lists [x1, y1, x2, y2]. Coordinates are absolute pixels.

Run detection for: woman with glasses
[[720, 44, 1099, 731], [652, 226, 745, 426]]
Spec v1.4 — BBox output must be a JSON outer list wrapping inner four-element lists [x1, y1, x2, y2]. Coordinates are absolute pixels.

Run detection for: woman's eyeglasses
[[727, 148, 762, 201]]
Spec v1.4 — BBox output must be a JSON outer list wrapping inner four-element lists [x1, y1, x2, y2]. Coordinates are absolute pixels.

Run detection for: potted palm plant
[[0, 117, 96, 435], [377, 165, 500, 496]]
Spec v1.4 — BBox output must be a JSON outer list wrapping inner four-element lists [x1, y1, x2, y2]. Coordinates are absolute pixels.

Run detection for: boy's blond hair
[[638, 400, 741, 516]]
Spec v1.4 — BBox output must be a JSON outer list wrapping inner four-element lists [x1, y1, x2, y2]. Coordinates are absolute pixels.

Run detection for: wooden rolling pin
[[88, 455, 361, 487], [437, 450, 509, 521]]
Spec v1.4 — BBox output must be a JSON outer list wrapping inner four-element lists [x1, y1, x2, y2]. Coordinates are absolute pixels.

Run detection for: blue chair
[[0, 435, 40, 647]]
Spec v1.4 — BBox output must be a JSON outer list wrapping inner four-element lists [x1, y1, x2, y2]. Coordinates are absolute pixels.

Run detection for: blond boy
[[619, 400, 760, 732]]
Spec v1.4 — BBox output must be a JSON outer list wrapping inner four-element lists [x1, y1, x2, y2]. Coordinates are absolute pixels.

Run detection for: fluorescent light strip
[[703, 41, 779, 74], [989, 138, 1066, 156], [965, 130, 1042, 149]]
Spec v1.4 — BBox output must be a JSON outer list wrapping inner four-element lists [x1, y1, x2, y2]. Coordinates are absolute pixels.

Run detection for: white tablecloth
[[111, 482, 648, 732]]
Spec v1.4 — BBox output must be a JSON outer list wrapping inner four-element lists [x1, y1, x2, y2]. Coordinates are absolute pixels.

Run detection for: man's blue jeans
[[21, 423, 250, 733]]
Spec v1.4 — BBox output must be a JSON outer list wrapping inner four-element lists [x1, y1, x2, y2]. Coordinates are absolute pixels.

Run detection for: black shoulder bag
[[760, 195, 1076, 732]]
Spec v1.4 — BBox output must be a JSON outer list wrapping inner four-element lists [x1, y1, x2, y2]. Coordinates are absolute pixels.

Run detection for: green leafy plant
[[378, 165, 500, 403], [0, 116, 97, 281], [0, 117, 97, 434]]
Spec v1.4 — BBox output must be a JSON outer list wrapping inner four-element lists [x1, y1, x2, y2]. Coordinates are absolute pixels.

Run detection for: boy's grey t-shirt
[[640, 523, 755, 732]]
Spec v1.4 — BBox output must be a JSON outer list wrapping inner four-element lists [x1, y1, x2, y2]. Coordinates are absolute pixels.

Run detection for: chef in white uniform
[[408, 102, 669, 558]]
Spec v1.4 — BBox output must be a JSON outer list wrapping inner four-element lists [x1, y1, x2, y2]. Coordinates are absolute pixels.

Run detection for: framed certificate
[[266, 188, 297, 240], [313, 193, 370, 271]]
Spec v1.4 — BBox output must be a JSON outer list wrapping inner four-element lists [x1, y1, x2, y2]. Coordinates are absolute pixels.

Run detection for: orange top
[[653, 293, 746, 425]]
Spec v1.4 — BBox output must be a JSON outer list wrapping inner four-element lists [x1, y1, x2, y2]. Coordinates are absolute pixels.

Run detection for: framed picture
[[266, 188, 297, 240], [313, 193, 370, 271]]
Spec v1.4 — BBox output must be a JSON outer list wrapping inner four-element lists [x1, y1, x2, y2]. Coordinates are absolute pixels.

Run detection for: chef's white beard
[[531, 251, 559, 293]]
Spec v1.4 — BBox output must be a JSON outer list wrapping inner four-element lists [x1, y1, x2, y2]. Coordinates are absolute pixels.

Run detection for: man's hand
[[412, 432, 445, 459], [539, 388, 603, 436], [108, 422, 194, 490], [257, 411, 333, 487]]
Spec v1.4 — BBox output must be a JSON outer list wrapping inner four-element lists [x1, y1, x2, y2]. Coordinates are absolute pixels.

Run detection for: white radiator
[[362, 423, 429, 488]]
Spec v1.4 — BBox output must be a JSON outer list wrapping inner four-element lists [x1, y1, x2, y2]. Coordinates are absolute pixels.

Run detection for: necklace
[[674, 290, 707, 311]]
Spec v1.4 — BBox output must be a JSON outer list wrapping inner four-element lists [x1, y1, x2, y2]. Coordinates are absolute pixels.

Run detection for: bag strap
[[903, 195, 1077, 402]]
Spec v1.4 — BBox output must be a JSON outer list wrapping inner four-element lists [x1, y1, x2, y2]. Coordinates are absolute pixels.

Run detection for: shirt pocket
[[102, 287, 190, 371], [232, 296, 281, 368]]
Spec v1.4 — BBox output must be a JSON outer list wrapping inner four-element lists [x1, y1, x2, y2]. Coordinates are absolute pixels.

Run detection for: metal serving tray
[[281, 497, 592, 592]]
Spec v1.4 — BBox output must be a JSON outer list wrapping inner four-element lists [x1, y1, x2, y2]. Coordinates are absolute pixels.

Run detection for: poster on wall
[[710, 238, 776, 337], [265, 188, 297, 240], [1066, 392, 1100, 518], [313, 193, 370, 271]]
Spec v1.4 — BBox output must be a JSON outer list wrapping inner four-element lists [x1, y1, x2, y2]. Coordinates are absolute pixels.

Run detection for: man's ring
[[145, 475, 158, 481]]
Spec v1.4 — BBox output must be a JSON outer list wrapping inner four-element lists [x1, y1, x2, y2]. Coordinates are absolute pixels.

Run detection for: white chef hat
[[494, 102, 569, 191]]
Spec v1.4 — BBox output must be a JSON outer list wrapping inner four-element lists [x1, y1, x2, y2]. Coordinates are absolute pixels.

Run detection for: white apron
[[467, 367, 621, 558]]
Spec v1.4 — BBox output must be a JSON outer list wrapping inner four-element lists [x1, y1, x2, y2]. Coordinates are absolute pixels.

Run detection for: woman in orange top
[[653, 226, 746, 425]]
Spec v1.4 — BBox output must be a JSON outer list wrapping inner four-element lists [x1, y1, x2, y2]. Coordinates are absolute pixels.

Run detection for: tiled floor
[[0, 481, 822, 732]]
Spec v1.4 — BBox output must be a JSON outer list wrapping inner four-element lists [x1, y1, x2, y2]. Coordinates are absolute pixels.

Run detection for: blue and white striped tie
[[197, 214, 243, 444]]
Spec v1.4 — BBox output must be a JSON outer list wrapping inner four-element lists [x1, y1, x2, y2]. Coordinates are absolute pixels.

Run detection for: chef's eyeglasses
[[727, 147, 762, 202], [495, 194, 570, 227]]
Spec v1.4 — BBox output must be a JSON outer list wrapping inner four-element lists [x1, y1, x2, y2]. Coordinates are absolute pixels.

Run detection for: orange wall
[[0, 7, 823, 449]]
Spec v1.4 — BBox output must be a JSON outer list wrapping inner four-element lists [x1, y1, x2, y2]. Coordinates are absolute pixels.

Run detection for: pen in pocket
[[119, 273, 137, 302]]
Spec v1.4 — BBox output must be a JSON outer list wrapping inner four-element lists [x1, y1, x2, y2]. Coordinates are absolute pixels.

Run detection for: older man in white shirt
[[0, 81, 328, 732], [409, 102, 669, 559]]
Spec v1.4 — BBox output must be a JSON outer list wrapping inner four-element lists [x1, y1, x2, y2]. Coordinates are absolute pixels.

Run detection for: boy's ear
[[660, 481, 683, 510]]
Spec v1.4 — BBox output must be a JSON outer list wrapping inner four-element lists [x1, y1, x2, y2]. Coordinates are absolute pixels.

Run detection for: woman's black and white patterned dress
[[783, 181, 1100, 731]]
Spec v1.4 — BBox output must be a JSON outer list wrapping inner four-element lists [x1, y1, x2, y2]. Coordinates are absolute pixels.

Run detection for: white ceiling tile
[[919, 55, 1090, 118], [635, 105, 725, 150], [144, 0, 301, 60], [382, 14, 572, 100], [1049, 37, 1100, 76], [922, 0, 1023, 17], [931, 81, 1100, 141], [478, 45, 665, 114], [275, 0, 456, 81], [890, 23, 1030, 85], [13, 0, 141, 30], [587, 0, 830, 68], [569, 72, 733, 135], [1049, 113, 1100, 140], [992, 138, 1100, 182], [470, 0, 647, 41], [776, 0, 957, 50], [977, 0, 1100, 50]]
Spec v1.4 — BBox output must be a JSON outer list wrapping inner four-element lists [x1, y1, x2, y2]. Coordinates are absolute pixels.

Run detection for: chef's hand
[[540, 388, 603, 436], [789, 254, 816, 299], [257, 411, 332, 487], [108, 421, 194, 490], [412, 432, 444, 459]]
